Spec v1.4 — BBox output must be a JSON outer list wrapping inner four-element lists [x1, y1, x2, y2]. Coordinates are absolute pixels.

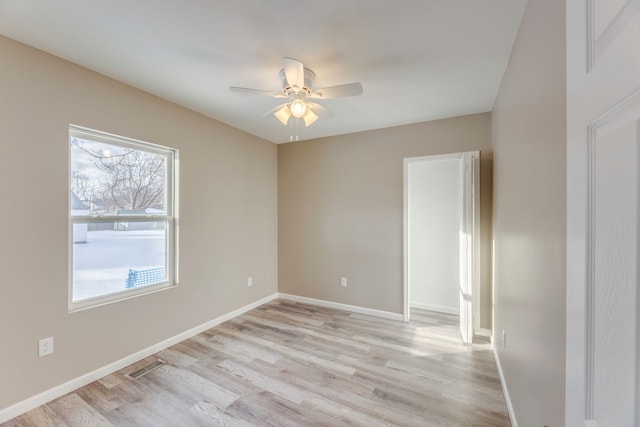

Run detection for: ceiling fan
[[230, 57, 363, 127]]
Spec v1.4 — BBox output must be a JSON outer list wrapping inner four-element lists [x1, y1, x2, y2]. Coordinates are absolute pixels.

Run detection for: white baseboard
[[0, 293, 278, 424], [475, 327, 492, 338], [492, 347, 518, 427], [278, 293, 404, 321], [410, 301, 459, 315]]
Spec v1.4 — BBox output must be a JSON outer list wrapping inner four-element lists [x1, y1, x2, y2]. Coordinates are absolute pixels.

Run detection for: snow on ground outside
[[73, 229, 166, 301]]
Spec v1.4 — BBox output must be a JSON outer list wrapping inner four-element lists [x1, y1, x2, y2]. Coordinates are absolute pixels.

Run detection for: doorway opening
[[403, 151, 480, 343]]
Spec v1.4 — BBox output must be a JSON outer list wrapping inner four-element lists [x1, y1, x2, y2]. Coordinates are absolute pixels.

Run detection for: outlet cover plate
[[39, 336, 54, 357]]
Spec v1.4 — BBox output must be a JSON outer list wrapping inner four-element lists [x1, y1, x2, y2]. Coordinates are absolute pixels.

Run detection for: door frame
[[403, 151, 480, 343]]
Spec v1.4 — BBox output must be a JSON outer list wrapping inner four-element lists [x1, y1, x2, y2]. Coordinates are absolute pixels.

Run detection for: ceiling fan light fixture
[[302, 108, 318, 127], [290, 98, 308, 118], [274, 104, 291, 125]]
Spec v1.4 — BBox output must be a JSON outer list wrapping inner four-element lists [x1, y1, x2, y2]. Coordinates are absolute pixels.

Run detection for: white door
[[459, 153, 479, 344], [566, 1, 640, 426]]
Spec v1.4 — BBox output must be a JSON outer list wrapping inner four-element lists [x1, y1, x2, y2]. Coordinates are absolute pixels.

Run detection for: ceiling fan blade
[[307, 102, 334, 119], [310, 82, 363, 99], [230, 86, 286, 98], [282, 57, 305, 91]]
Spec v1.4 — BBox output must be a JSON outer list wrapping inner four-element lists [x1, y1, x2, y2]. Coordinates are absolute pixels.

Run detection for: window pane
[[72, 221, 168, 302], [69, 126, 176, 310], [70, 137, 167, 215]]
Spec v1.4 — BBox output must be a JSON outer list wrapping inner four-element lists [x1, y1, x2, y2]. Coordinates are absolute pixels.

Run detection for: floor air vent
[[126, 359, 167, 380]]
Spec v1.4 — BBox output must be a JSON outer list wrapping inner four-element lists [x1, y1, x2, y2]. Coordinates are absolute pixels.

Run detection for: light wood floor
[[3, 300, 510, 426]]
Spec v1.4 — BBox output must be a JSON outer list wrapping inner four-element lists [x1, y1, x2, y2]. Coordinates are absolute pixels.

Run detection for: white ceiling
[[0, 1, 527, 143]]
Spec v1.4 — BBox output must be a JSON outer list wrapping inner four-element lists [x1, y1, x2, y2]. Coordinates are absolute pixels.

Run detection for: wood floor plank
[[8, 404, 68, 427], [189, 400, 255, 427], [48, 393, 114, 427], [2, 300, 511, 426], [150, 364, 240, 409], [217, 359, 309, 405]]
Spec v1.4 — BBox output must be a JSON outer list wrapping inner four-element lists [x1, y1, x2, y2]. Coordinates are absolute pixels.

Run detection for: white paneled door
[[566, 0, 640, 426]]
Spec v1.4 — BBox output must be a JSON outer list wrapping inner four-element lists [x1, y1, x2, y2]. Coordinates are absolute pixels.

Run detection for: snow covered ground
[[72, 229, 166, 301]]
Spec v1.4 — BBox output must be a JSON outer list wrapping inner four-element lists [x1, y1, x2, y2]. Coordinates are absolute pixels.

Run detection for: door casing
[[403, 151, 480, 343]]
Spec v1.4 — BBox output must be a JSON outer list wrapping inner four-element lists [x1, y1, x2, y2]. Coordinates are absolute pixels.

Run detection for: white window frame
[[68, 125, 178, 312]]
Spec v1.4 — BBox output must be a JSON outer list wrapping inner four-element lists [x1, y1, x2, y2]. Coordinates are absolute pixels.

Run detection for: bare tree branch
[[72, 138, 166, 214]]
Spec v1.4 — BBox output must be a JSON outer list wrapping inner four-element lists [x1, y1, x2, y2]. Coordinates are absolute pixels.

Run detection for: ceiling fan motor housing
[[279, 67, 316, 97]]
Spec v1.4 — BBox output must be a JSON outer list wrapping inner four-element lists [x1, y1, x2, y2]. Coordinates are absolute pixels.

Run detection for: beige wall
[[408, 159, 461, 313], [491, 0, 566, 425], [479, 152, 493, 328], [278, 114, 493, 321], [0, 36, 278, 410]]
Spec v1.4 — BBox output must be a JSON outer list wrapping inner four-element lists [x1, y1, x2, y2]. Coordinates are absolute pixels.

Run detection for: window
[[69, 125, 178, 311]]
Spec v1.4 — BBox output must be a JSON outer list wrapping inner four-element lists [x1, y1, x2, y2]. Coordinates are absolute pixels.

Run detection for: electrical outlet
[[39, 336, 54, 357], [247, 276, 252, 287], [340, 277, 347, 287], [502, 330, 507, 348]]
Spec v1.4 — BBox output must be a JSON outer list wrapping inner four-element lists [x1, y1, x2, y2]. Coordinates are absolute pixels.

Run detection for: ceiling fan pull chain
[[289, 116, 293, 141]]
